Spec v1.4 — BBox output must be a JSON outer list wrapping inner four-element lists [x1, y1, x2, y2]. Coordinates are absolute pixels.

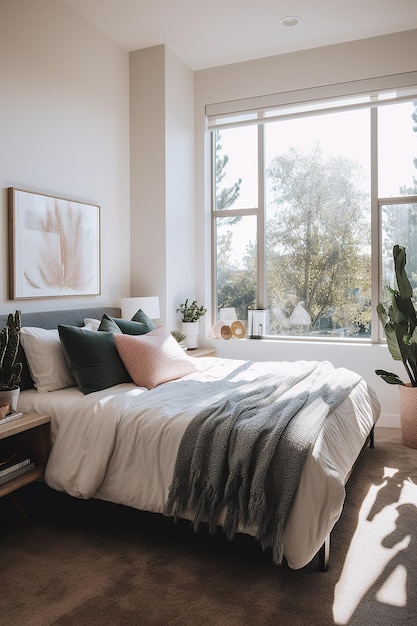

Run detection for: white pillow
[[83, 318, 101, 331], [20, 327, 76, 393]]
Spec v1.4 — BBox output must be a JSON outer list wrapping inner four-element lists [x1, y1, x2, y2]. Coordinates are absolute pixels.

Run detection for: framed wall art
[[8, 188, 101, 299]]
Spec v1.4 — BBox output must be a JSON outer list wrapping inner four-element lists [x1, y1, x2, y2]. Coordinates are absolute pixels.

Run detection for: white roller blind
[[206, 71, 417, 130]]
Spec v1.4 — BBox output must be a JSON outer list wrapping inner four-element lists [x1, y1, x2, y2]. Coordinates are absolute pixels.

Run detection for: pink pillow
[[114, 326, 198, 389]]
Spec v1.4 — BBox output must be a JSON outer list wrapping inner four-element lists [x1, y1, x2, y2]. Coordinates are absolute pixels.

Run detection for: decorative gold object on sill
[[220, 325, 233, 340], [231, 320, 245, 338]]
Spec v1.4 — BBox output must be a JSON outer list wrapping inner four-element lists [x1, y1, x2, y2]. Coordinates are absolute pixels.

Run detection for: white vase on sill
[[181, 322, 199, 350]]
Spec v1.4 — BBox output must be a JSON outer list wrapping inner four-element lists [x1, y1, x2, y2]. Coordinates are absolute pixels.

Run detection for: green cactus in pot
[[0, 310, 23, 391]]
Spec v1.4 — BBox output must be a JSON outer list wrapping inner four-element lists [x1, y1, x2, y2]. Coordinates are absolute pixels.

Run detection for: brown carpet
[[0, 427, 416, 625]]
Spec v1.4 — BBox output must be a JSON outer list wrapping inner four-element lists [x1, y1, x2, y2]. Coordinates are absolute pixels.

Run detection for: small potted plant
[[0, 310, 23, 413], [375, 245, 417, 447], [176, 299, 207, 349], [170, 329, 187, 350]]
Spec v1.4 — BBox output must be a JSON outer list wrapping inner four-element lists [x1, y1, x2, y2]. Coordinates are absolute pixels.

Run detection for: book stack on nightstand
[[0, 410, 23, 425], [0, 412, 51, 498], [0, 446, 35, 485]]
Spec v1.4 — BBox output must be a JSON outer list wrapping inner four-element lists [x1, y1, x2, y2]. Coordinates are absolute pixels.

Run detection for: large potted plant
[[176, 299, 207, 350], [0, 310, 23, 412], [375, 245, 417, 447]]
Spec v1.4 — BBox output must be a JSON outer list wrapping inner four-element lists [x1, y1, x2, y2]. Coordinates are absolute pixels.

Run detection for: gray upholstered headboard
[[0, 307, 120, 331], [0, 307, 121, 390]]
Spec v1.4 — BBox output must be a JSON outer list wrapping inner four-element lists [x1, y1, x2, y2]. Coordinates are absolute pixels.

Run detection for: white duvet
[[18, 357, 380, 569]]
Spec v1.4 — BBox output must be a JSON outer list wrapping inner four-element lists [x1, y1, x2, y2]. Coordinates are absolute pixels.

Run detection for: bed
[[3, 307, 380, 571]]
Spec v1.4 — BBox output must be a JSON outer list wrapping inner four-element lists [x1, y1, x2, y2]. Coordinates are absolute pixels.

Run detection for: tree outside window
[[212, 98, 417, 340]]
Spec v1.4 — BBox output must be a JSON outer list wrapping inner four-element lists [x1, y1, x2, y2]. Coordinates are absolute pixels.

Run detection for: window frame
[[210, 76, 417, 343]]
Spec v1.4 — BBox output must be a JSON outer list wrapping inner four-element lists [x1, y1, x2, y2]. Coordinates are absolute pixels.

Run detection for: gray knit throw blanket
[[164, 360, 361, 564]]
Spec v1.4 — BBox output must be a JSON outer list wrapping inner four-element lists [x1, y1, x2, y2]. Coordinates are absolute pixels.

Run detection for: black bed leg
[[319, 535, 330, 571], [369, 426, 375, 449]]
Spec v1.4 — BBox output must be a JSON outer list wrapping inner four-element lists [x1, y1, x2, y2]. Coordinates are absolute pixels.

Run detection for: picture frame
[[8, 188, 101, 299]]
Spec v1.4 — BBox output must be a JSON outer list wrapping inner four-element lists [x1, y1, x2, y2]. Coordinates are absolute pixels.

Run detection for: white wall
[[130, 46, 167, 319], [165, 47, 196, 331], [194, 30, 417, 427], [0, 0, 131, 314], [130, 45, 195, 330]]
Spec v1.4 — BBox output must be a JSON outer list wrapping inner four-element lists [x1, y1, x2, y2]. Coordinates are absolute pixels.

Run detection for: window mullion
[[257, 125, 266, 309], [370, 106, 381, 342], [211, 131, 219, 321]]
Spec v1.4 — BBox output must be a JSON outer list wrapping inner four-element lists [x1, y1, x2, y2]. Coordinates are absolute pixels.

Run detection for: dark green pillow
[[97, 314, 122, 333], [98, 310, 155, 335], [58, 325, 132, 394]]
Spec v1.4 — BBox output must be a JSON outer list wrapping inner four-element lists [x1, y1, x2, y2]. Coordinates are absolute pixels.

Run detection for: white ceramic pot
[[181, 322, 199, 350], [0, 387, 20, 412]]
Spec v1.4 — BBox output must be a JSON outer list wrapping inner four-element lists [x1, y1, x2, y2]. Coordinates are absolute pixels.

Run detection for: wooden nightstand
[[187, 347, 217, 358], [0, 413, 51, 498]]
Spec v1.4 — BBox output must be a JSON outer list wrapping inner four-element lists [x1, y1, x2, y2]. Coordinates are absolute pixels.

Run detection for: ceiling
[[63, 0, 417, 71]]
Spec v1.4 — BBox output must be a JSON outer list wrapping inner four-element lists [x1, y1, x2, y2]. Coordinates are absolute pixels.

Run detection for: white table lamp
[[121, 297, 160, 320]]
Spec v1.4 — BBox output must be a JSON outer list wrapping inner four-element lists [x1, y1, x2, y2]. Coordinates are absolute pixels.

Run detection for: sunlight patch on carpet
[[376, 564, 407, 606], [333, 466, 417, 625]]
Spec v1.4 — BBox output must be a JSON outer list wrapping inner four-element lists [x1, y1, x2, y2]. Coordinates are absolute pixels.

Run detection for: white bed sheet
[[17, 357, 380, 569]]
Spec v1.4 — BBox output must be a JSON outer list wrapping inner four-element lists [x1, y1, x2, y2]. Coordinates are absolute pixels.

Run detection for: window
[[210, 77, 417, 341]]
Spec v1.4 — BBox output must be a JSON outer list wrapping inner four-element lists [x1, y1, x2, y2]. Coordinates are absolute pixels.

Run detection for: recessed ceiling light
[[280, 16, 301, 27]]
